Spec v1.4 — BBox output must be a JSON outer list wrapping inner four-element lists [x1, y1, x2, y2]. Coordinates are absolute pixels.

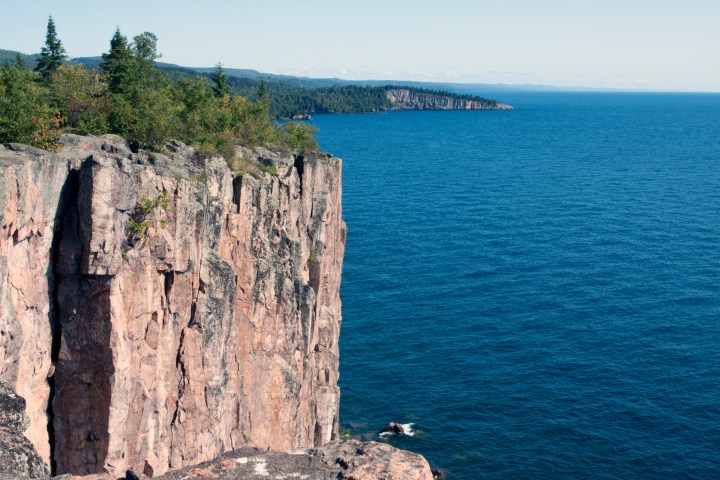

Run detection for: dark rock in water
[[432, 467, 447, 479], [380, 422, 405, 435], [0, 380, 50, 479]]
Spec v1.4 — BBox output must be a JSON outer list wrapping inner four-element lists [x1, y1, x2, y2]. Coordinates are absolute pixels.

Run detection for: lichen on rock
[[0, 379, 50, 479]]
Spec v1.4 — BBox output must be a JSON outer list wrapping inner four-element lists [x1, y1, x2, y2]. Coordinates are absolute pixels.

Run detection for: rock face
[[0, 134, 345, 476], [386, 88, 512, 110]]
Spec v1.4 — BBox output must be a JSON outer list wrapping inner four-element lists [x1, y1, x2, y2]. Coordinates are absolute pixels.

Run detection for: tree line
[[0, 17, 318, 159]]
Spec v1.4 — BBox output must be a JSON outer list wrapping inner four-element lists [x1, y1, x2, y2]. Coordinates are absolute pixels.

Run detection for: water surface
[[313, 93, 720, 479]]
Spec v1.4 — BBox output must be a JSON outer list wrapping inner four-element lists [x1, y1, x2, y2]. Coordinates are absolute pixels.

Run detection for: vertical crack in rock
[[293, 155, 305, 195], [52, 156, 116, 475], [46, 168, 80, 475], [232, 176, 243, 211]]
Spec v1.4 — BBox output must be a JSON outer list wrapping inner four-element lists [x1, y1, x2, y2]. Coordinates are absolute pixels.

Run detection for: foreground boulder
[[53, 440, 435, 480], [0, 380, 49, 479]]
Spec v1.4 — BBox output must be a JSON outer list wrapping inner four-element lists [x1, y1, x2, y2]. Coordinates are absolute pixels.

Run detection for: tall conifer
[[35, 16, 67, 81], [101, 28, 134, 94], [211, 63, 229, 98]]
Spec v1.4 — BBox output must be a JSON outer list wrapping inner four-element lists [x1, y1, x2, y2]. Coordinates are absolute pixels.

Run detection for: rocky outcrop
[[386, 88, 512, 110], [55, 440, 435, 480], [0, 134, 345, 476], [0, 379, 49, 479]]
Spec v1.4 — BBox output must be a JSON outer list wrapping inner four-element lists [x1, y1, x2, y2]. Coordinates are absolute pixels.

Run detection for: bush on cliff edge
[[0, 19, 318, 161]]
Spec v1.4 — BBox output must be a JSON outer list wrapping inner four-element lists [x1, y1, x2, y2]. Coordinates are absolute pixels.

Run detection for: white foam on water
[[401, 422, 415, 436]]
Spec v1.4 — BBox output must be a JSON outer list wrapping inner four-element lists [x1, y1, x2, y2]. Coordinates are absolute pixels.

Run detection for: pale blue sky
[[2, 0, 719, 91]]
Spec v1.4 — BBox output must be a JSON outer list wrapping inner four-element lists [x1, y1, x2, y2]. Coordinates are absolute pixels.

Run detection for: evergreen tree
[[101, 28, 134, 94], [35, 16, 67, 81], [211, 63, 229, 98], [14, 53, 27, 71], [257, 79, 267, 102]]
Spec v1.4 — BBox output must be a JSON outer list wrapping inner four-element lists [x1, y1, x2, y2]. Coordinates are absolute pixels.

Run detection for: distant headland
[[1, 48, 512, 117]]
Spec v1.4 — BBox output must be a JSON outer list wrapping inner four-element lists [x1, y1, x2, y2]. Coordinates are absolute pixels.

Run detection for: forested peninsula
[[2, 29, 509, 128]]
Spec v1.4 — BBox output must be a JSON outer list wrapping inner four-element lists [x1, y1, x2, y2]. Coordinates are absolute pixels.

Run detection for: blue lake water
[[311, 92, 720, 480]]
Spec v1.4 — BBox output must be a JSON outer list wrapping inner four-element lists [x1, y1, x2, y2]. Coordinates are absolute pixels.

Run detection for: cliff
[[386, 88, 512, 110], [0, 134, 346, 476]]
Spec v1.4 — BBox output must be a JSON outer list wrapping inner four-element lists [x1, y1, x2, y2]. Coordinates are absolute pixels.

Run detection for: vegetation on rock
[[0, 21, 319, 161], [126, 191, 171, 248]]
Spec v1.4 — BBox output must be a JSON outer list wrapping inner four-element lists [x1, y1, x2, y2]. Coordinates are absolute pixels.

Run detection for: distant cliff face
[[0, 135, 345, 476], [386, 88, 512, 110]]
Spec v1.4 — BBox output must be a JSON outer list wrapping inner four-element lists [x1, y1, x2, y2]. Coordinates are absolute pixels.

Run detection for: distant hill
[[0, 48, 618, 94], [0, 49, 39, 66], [2, 49, 514, 116]]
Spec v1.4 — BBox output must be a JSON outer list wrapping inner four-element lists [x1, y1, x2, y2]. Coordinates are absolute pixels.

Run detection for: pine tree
[[14, 53, 27, 71], [101, 28, 134, 94], [211, 63, 229, 98], [257, 79, 268, 102], [35, 16, 67, 81]]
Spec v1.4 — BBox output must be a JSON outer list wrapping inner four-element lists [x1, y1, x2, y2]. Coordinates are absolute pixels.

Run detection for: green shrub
[[0, 64, 61, 149], [258, 164, 278, 177], [125, 191, 171, 247], [278, 121, 319, 154], [49, 64, 111, 135]]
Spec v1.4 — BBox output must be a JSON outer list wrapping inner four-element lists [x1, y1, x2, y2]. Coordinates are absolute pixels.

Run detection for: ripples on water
[[312, 93, 720, 479]]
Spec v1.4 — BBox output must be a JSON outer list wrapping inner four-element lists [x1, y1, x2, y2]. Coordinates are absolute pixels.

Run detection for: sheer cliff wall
[[386, 88, 513, 110], [0, 134, 345, 476]]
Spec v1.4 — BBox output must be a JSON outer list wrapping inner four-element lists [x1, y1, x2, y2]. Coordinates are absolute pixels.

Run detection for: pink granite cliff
[[0, 134, 352, 477]]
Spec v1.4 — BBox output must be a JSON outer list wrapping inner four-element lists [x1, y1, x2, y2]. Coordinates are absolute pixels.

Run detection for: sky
[[2, 0, 719, 92]]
